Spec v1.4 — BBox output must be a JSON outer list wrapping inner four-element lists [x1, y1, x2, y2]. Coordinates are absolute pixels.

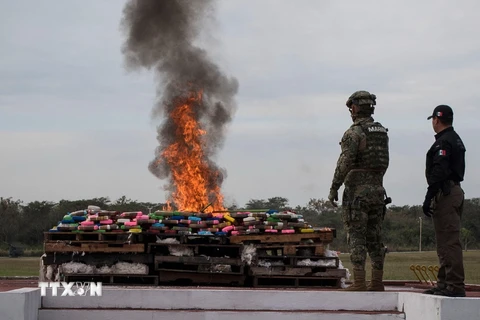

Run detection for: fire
[[160, 90, 225, 212]]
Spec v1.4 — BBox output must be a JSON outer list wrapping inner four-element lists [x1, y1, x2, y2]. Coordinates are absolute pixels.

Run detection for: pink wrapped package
[[100, 219, 113, 225], [121, 212, 141, 219], [125, 221, 137, 226], [231, 231, 240, 236], [265, 229, 278, 233], [222, 226, 234, 232], [80, 221, 94, 226], [281, 229, 295, 234], [137, 215, 149, 220], [78, 225, 98, 231]]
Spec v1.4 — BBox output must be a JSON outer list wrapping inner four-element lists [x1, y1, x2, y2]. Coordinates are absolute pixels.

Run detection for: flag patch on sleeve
[[438, 149, 446, 156]]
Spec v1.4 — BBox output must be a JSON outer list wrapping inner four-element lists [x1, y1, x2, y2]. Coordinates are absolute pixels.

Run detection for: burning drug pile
[[121, 0, 238, 212], [51, 205, 331, 236]]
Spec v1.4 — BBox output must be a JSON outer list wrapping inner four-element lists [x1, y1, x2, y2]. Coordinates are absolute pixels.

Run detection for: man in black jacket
[[423, 104, 466, 297]]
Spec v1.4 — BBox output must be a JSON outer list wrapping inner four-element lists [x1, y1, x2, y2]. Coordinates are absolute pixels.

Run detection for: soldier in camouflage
[[328, 90, 390, 291]]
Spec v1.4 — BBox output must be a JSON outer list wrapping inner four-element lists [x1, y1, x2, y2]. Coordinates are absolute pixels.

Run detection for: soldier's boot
[[342, 268, 367, 291], [367, 269, 385, 291]]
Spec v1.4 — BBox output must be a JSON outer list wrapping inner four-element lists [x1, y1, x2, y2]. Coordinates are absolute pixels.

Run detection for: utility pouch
[[383, 192, 392, 219], [441, 181, 451, 196]]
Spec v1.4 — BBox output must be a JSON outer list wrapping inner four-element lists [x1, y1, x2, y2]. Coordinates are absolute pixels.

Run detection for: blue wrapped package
[[152, 223, 165, 228], [198, 231, 212, 235], [215, 231, 227, 236], [72, 216, 86, 222], [188, 216, 202, 221]]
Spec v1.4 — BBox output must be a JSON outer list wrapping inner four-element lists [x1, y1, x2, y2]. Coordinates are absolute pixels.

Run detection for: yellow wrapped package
[[224, 215, 235, 223], [300, 228, 314, 233]]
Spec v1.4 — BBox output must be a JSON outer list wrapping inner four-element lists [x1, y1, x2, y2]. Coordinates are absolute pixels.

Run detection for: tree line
[[0, 195, 478, 253]]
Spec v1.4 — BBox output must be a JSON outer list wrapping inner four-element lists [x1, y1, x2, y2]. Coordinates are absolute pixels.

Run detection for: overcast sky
[[1, 0, 479, 209]]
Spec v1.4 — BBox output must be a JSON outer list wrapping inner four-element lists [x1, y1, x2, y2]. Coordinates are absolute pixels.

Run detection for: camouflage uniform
[[329, 91, 389, 290]]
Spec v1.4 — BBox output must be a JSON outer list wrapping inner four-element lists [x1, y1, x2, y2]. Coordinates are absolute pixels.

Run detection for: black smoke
[[120, 0, 238, 203]]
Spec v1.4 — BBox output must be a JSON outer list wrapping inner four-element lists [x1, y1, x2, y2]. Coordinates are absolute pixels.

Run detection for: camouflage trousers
[[341, 188, 385, 271]]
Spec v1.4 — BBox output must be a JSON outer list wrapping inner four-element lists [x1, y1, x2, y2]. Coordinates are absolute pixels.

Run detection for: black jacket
[[425, 126, 466, 197]]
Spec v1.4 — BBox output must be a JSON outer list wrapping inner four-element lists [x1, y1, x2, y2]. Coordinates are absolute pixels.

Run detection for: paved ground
[[1, 279, 480, 297], [0, 279, 39, 292]]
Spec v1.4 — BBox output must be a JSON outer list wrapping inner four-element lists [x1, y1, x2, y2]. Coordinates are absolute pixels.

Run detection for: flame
[[160, 90, 225, 212], [162, 200, 172, 211]]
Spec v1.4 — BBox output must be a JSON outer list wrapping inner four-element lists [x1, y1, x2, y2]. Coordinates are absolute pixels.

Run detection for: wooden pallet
[[147, 243, 242, 259], [63, 273, 158, 285], [249, 266, 346, 277], [158, 269, 246, 286], [252, 275, 341, 288], [152, 234, 229, 245], [155, 255, 242, 266], [44, 232, 140, 242], [44, 242, 144, 253], [254, 255, 339, 268], [228, 231, 334, 244], [155, 255, 244, 274], [254, 243, 325, 256], [42, 253, 153, 266]]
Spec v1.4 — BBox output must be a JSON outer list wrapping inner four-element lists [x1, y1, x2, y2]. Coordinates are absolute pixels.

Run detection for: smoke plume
[[120, 0, 238, 207]]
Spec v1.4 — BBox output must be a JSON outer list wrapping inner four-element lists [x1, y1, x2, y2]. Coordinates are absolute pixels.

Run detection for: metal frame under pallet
[[63, 273, 158, 286]]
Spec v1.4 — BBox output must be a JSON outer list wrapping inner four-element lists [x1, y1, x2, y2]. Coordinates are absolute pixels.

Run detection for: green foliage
[[0, 196, 166, 252]]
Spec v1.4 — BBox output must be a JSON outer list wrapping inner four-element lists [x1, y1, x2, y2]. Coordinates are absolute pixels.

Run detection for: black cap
[[427, 105, 453, 120]]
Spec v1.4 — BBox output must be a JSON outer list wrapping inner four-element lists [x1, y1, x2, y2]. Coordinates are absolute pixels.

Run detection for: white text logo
[[38, 282, 102, 297]]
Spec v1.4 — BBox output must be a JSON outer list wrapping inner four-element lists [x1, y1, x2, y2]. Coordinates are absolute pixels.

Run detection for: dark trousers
[[432, 182, 465, 293]]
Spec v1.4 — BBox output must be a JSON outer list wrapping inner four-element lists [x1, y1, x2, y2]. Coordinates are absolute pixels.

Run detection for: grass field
[[0, 257, 40, 277], [1, 251, 479, 284], [339, 250, 480, 284]]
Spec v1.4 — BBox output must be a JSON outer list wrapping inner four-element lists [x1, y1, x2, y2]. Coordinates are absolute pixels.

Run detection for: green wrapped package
[[267, 216, 281, 222], [149, 213, 164, 220]]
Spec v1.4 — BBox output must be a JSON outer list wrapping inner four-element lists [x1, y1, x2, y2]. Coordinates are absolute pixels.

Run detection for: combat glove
[[422, 199, 433, 217], [328, 188, 338, 207], [422, 188, 436, 218]]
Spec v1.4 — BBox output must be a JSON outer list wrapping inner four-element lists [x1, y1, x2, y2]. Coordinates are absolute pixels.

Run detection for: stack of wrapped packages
[[50, 206, 329, 236], [146, 209, 326, 236], [51, 205, 143, 233]]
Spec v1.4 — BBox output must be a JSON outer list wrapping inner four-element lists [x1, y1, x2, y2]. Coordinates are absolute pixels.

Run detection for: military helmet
[[346, 90, 376, 108]]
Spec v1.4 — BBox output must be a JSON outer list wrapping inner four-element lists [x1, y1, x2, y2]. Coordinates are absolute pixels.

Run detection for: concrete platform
[[1, 286, 479, 320]]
